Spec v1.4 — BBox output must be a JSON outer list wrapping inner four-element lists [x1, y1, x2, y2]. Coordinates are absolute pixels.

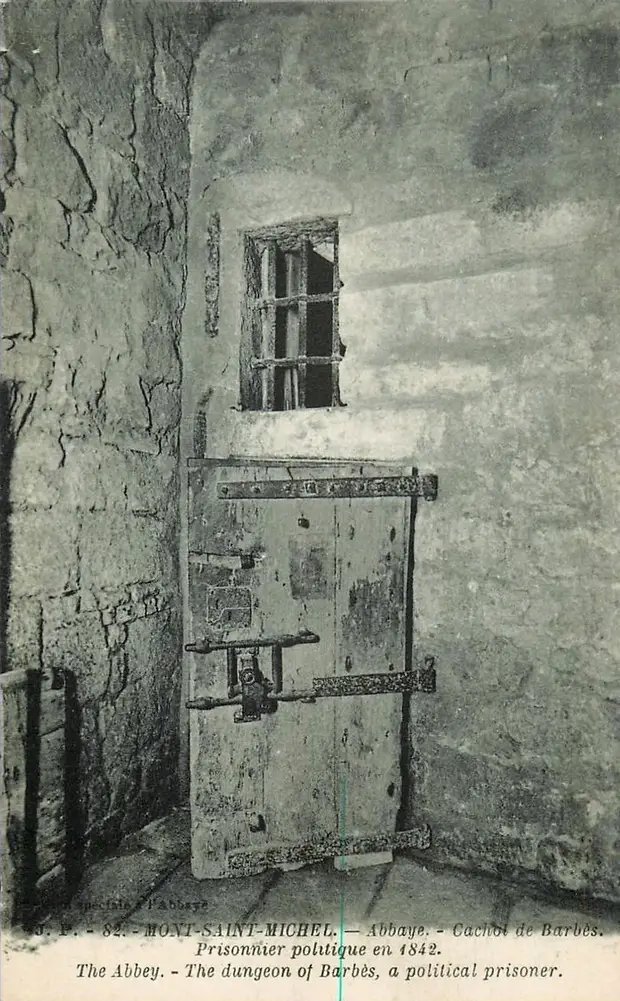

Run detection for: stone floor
[[42, 809, 620, 936]]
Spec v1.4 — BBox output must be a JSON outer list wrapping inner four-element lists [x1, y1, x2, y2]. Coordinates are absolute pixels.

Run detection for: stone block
[[3, 190, 70, 277], [14, 106, 95, 211], [124, 608, 181, 692], [100, 0, 155, 76], [65, 214, 123, 272], [0, 339, 55, 392], [0, 95, 15, 138], [154, 45, 190, 116], [59, 40, 135, 156], [536, 836, 594, 894], [418, 742, 562, 841], [41, 593, 81, 632], [1, 269, 34, 340], [101, 364, 151, 436], [4, 0, 61, 89], [43, 609, 111, 704], [9, 429, 66, 509], [1, 132, 15, 178], [5, 598, 42, 675], [134, 88, 190, 197], [61, 439, 129, 512], [146, 382, 181, 440], [124, 451, 177, 515], [103, 157, 173, 253], [10, 510, 79, 597], [79, 512, 176, 591]]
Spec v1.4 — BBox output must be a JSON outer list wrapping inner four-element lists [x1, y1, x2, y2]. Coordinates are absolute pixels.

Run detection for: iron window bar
[[243, 221, 341, 410], [250, 355, 344, 369], [251, 292, 338, 307]]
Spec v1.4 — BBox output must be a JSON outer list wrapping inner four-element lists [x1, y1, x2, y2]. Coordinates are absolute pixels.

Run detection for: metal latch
[[234, 652, 277, 724], [187, 654, 437, 722], [185, 629, 321, 723]]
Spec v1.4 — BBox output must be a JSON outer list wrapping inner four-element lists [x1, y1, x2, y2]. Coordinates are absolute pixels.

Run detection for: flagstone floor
[[41, 809, 619, 938]]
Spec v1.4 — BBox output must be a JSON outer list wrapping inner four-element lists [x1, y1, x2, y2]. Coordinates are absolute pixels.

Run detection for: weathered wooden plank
[[334, 480, 411, 868], [37, 793, 65, 876], [37, 728, 64, 800], [189, 468, 265, 876], [37, 728, 65, 877], [258, 472, 337, 850], [40, 686, 65, 737], [1, 670, 30, 924]]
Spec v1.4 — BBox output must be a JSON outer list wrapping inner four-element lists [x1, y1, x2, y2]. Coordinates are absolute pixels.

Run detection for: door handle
[[185, 629, 320, 655], [187, 656, 437, 720], [185, 630, 322, 721]]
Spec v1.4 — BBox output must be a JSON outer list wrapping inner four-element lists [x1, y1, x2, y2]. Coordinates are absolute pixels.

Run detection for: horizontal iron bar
[[186, 669, 436, 710], [250, 355, 342, 369], [185, 630, 320, 655], [217, 474, 438, 501], [251, 292, 337, 308], [227, 827, 431, 874]]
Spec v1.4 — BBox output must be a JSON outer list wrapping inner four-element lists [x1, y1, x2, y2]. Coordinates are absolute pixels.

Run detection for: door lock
[[187, 653, 437, 720], [185, 630, 321, 723], [234, 652, 278, 723]]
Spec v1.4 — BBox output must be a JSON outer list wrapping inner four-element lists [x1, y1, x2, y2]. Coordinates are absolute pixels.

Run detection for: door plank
[[333, 466, 411, 868], [239, 464, 338, 851], [189, 464, 268, 877]]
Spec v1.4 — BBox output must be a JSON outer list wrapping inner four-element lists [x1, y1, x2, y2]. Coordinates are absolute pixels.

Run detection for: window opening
[[240, 220, 344, 411]]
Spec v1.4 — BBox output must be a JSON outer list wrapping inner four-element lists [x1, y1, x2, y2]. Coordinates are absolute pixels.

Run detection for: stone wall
[[185, 1, 620, 900], [1, 0, 214, 918]]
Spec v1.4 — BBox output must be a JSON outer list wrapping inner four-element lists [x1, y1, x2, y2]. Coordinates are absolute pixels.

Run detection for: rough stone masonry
[[1, 0, 215, 918]]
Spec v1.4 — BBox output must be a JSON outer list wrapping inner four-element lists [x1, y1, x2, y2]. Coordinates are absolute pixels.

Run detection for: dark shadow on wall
[[21, 668, 42, 929], [396, 495, 417, 837], [0, 379, 16, 676], [64, 669, 86, 898]]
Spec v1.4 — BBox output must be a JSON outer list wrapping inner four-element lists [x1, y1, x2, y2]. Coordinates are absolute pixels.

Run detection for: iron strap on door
[[216, 472, 438, 501], [226, 827, 432, 876]]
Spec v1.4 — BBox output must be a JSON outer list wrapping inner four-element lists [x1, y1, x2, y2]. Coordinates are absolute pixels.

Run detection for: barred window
[[240, 219, 344, 411]]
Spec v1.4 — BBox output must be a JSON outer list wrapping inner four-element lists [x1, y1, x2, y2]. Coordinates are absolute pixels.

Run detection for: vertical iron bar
[[271, 644, 283, 694], [298, 236, 308, 408], [227, 648, 238, 697], [284, 252, 301, 409], [262, 240, 277, 410], [331, 232, 340, 406]]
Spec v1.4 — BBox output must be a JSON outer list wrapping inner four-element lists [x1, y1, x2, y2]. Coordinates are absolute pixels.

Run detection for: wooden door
[[187, 459, 436, 878]]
